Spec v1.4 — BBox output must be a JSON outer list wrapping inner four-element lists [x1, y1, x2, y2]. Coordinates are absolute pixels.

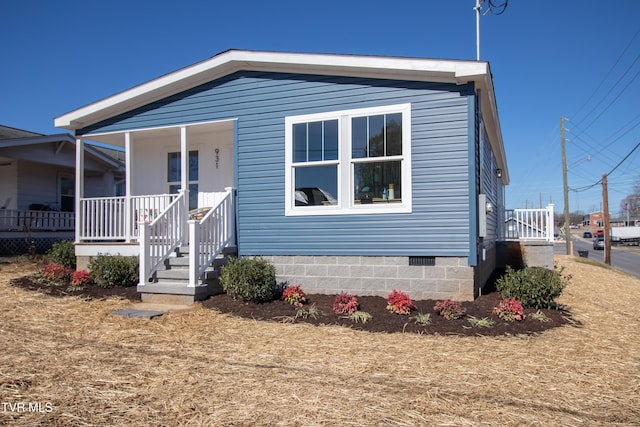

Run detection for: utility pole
[[602, 173, 611, 265], [561, 116, 571, 255]]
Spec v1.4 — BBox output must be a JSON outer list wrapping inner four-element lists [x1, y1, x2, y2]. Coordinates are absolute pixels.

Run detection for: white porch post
[[180, 126, 189, 244], [75, 137, 85, 243], [188, 219, 199, 286], [139, 222, 150, 286], [124, 132, 133, 242]]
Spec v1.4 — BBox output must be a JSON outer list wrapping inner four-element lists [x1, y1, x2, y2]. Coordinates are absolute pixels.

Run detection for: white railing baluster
[[139, 192, 185, 282], [77, 194, 178, 242], [188, 188, 235, 287], [503, 204, 555, 242]]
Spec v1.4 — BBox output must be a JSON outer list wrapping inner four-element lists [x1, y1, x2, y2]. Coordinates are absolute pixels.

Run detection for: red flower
[[493, 297, 524, 321], [333, 292, 359, 315], [71, 270, 91, 286], [386, 290, 415, 315], [281, 285, 307, 307], [434, 299, 466, 320], [41, 263, 73, 282]]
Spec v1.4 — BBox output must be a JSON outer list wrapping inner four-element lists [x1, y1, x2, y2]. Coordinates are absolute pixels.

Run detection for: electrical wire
[[577, 64, 640, 133], [570, 140, 640, 192], [478, 0, 508, 16], [487, 0, 508, 15], [571, 26, 640, 120]]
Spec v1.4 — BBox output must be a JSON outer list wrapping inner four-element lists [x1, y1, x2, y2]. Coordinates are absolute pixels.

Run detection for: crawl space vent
[[408, 256, 435, 266]]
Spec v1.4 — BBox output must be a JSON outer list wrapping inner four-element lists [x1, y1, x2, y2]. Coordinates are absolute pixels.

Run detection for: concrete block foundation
[[262, 255, 477, 301]]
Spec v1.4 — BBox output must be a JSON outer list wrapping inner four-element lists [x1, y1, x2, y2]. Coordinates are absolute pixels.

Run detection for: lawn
[[1, 255, 639, 425]]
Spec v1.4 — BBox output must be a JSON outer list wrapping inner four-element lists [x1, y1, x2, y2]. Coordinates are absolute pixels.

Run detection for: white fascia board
[[475, 66, 509, 185], [54, 50, 490, 131]]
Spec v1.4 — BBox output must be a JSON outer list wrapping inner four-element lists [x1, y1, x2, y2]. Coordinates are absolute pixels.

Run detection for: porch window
[[59, 174, 74, 212], [168, 150, 198, 210], [285, 103, 411, 216]]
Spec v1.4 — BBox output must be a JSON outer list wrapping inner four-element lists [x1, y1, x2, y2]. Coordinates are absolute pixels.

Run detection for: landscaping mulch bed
[[199, 291, 572, 336], [9, 275, 141, 302], [9, 272, 572, 336]]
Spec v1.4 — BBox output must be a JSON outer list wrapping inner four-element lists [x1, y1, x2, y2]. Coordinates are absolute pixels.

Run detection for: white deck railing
[[0, 209, 75, 231], [78, 194, 178, 241], [504, 204, 554, 242], [189, 188, 235, 286], [139, 192, 185, 284]]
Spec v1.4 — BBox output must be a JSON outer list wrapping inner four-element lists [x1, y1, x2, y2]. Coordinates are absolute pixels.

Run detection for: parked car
[[593, 237, 605, 250], [583, 231, 592, 238], [595, 230, 604, 238]]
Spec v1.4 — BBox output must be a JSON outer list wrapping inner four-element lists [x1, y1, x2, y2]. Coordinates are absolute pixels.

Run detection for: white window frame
[[285, 103, 412, 216]]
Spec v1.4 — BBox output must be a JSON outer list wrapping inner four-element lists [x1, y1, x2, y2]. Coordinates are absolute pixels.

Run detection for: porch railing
[[189, 188, 235, 286], [0, 209, 75, 231], [139, 192, 185, 284], [78, 194, 178, 241], [504, 204, 554, 242]]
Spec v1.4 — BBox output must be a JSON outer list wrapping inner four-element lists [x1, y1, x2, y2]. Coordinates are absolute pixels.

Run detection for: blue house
[[55, 50, 508, 303]]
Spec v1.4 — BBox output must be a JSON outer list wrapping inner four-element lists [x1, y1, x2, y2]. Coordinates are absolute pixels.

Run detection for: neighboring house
[[0, 125, 124, 254], [55, 49, 510, 303]]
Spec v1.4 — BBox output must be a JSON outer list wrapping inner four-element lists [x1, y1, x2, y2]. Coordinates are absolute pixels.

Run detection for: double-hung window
[[285, 103, 411, 215]]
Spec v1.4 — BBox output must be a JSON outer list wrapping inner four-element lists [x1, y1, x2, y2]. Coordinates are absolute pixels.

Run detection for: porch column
[[75, 137, 85, 243], [125, 132, 133, 242], [180, 126, 189, 244]]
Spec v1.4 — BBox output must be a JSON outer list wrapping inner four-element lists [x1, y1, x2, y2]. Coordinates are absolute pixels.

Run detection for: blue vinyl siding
[[480, 118, 503, 246], [80, 71, 475, 257]]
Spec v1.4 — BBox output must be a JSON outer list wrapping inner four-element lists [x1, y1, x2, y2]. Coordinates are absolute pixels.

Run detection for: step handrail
[[139, 191, 185, 284], [188, 187, 235, 286]]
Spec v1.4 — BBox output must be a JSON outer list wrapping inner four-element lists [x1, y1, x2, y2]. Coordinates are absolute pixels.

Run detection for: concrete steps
[[138, 245, 236, 305]]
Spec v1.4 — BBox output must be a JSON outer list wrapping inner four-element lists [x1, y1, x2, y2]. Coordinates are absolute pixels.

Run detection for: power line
[[571, 26, 640, 120], [577, 64, 640, 132], [570, 140, 640, 192]]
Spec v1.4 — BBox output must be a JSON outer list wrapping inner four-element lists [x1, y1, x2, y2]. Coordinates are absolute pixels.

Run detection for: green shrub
[[88, 254, 139, 288], [47, 240, 76, 269], [219, 257, 277, 303], [495, 265, 570, 309]]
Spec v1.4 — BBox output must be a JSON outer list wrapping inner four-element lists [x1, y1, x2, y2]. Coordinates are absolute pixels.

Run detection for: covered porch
[[74, 120, 237, 300]]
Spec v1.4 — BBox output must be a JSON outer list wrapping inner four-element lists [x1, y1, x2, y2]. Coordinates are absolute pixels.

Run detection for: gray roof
[[0, 125, 42, 140]]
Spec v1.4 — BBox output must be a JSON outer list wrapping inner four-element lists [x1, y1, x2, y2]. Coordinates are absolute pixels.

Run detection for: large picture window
[[285, 104, 411, 215]]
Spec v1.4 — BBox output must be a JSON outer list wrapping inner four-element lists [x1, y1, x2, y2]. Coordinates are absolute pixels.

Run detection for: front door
[[167, 150, 198, 210]]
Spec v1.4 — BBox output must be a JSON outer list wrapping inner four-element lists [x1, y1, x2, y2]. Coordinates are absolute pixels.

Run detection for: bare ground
[[1, 255, 639, 426]]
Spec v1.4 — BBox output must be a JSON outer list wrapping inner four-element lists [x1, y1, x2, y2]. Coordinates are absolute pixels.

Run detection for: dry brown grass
[[1, 255, 639, 426]]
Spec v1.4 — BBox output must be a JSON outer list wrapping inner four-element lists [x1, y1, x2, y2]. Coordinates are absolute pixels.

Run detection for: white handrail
[[189, 188, 235, 286], [78, 194, 177, 241], [504, 204, 554, 242], [79, 197, 127, 240], [139, 192, 185, 284]]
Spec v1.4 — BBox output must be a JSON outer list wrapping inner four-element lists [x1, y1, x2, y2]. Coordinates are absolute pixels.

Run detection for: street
[[555, 232, 640, 279]]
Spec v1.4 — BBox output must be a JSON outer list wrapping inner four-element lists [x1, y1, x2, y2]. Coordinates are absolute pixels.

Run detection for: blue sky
[[2, 0, 639, 217]]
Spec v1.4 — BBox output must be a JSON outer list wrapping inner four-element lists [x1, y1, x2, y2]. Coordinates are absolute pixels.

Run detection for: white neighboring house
[[0, 125, 124, 254]]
